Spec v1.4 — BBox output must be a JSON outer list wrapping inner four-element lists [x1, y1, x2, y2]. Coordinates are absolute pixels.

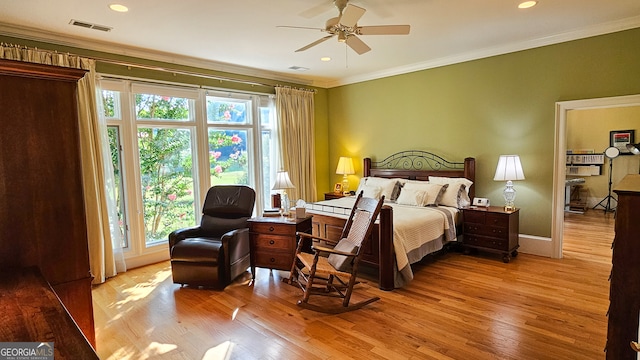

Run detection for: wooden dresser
[[462, 206, 520, 263], [0, 60, 95, 347], [248, 216, 312, 280], [607, 174, 640, 359]]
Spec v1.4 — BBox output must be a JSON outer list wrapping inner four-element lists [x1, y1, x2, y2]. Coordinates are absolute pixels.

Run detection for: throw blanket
[[305, 198, 459, 287]]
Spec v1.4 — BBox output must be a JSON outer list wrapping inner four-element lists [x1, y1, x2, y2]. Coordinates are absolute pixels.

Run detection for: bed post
[[378, 205, 394, 291], [364, 158, 372, 177], [464, 157, 476, 200]]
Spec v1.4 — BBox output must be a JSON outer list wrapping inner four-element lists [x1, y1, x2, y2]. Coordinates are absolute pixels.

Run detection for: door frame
[[552, 94, 640, 258]]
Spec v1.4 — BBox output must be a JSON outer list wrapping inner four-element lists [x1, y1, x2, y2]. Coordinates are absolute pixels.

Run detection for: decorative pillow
[[401, 182, 448, 206], [396, 188, 428, 206], [428, 176, 474, 208], [327, 238, 357, 272], [390, 181, 403, 201]]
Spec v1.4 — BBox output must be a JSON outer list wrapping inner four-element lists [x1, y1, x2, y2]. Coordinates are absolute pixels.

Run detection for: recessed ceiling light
[[518, 1, 538, 9], [109, 4, 129, 12], [320, 57, 331, 62]]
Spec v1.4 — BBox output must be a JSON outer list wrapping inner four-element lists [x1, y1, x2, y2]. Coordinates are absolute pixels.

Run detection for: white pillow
[[401, 182, 448, 206], [361, 183, 382, 199], [429, 176, 473, 195], [428, 176, 474, 208], [356, 177, 401, 201], [396, 188, 428, 206]]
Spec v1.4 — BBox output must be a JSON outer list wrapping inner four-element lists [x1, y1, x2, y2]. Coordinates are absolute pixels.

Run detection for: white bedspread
[[305, 197, 458, 287]]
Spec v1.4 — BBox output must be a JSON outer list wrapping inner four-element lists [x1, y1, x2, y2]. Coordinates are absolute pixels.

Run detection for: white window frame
[[99, 78, 276, 268]]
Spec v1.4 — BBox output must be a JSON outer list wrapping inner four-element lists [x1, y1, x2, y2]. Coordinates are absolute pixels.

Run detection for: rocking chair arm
[[297, 232, 339, 246], [312, 244, 356, 257]]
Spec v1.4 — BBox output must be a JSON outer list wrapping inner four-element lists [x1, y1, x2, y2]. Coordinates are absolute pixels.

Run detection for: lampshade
[[493, 155, 525, 181], [335, 157, 355, 175], [272, 170, 295, 190], [627, 143, 640, 155]]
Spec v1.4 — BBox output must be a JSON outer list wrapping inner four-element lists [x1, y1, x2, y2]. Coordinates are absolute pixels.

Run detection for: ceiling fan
[[279, 0, 410, 55]]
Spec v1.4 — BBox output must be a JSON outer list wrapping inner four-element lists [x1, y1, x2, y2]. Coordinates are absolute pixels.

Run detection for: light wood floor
[[93, 210, 614, 360]]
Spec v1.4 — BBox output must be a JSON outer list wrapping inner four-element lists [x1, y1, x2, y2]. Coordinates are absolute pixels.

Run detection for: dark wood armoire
[[607, 174, 640, 359], [0, 59, 95, 347]]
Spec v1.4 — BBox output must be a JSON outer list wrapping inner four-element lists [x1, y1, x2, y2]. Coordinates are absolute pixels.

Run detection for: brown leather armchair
[[169, 185, 255, 289]]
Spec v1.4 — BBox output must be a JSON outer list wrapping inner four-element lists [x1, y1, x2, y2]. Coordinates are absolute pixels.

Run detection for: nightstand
[[247, 216, 313, 281], [462, 206, 519, 263], [324, 192, 345, 200]]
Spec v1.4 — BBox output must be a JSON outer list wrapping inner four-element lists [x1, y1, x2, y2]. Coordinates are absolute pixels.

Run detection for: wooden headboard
[[363, 150, 476, 200]]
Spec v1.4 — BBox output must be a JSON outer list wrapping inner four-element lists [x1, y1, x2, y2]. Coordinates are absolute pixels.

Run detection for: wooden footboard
[[310, 205, 395, 291]]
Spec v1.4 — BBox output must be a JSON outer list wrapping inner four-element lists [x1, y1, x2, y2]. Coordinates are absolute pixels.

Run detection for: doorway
[[552, 94, 640, 258]]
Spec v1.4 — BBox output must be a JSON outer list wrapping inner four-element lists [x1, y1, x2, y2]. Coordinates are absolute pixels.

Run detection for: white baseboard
[[125, 250, 170, 270], [518, 234, 553, 257]]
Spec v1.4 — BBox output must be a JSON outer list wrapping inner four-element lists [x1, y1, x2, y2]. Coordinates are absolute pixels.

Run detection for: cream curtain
[[0, 44, 126, 283], [275, 86, 317, 202]]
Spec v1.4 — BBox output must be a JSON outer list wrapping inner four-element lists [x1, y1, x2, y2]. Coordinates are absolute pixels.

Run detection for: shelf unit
[[566, 153, 604, 176]]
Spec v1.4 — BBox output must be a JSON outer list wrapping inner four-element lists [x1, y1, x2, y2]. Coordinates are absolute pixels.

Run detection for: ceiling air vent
[[288, 66, 310, 72], [69, 19, 112, 32]]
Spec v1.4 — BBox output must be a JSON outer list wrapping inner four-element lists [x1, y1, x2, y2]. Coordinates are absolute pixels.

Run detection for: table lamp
[[493, 155, 525, 211], [272, 170, 295, 216], [335, 157, 355, 195]]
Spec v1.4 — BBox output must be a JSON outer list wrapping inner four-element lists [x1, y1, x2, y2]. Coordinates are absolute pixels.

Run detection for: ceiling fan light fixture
[[518, 1, 538, 9], [338, 31, 347, 43]]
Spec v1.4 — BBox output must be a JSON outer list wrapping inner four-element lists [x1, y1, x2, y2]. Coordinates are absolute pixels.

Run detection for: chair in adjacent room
[[169, 185, 255, 289], [286, 192, 385, 313]]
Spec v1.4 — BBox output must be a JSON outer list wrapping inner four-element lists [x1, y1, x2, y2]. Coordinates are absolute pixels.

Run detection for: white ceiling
[[1, 0, 639, 88]]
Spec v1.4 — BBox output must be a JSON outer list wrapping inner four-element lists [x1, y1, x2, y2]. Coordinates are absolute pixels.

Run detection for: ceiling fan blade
[[345, 35, 371, 55], [277, 25, 325, 32], [339, 4, 366, 28], [358, 25, 410, 35], [295, 35, 335, 52]]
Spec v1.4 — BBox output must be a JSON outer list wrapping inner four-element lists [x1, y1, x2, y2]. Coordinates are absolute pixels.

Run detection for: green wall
[[325, 28, 640, 238]]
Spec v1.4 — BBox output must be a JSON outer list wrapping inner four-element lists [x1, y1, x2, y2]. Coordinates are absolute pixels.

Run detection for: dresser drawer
[[485, 213, 510, 227], [253, 250, 293, 270], [252, 233, 295, 251], [250, 222, 296, 236], [464, 223, 509, 239], [463, 210, 487, 224], [464, 234, 508, 251], [464, 210, 509, 227]]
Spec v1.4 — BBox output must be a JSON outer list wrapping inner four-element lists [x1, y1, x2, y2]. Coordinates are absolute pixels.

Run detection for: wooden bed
[[309, 150, 476, 291]]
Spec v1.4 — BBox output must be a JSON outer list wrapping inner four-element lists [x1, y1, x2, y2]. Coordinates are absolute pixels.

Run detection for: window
[[99, 80, 276, 267], [102, 87, 129, 249]]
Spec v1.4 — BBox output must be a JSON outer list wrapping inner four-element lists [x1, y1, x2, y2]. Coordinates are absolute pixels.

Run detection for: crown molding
[[0, 22, 315, 87], [326, 15, 640, 88]]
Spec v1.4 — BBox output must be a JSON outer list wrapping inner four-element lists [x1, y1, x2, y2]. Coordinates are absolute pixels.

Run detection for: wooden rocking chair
[[286, 192, 385, 313]]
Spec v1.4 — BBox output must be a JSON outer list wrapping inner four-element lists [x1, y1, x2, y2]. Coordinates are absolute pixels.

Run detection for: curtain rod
[[1, 42, 316, 91]]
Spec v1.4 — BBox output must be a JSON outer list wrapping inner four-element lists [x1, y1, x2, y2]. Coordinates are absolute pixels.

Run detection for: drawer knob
[[269, 226, 275, 232], [269, 240, 275, 245], [270, 258, 276, 263]]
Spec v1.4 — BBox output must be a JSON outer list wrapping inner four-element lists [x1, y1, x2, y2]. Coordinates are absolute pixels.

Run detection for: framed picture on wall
[[610, 129, 635, 155]]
